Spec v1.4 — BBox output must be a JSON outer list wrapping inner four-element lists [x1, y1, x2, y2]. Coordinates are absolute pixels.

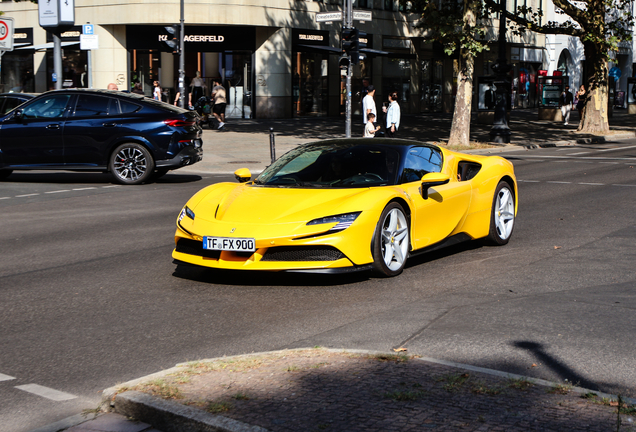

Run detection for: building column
[[92, 25, 128, 90], [254, 27, 291, 118]]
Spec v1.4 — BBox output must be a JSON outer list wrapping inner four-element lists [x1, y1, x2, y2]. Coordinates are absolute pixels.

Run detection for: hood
[[194, 185, 371, 224]]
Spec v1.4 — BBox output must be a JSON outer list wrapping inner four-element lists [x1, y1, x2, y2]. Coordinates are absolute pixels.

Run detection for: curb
[[99, 348, 636, 432]]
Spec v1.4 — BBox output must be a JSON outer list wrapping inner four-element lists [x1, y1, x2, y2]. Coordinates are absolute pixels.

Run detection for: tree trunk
[[448, 49, 474, 147], [578, 40, 610, 133]]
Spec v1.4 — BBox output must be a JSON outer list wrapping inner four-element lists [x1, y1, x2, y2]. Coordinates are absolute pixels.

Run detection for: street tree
[[402, 0, 489, 147], [491, 0, 633, 133]]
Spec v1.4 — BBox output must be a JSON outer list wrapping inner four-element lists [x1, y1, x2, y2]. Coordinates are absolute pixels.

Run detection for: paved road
[[1, 141, 635, 431]]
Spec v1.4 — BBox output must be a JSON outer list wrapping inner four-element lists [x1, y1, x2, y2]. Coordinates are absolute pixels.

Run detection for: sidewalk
[[180, 108, 635, 176], [37, 109, 636, 432]]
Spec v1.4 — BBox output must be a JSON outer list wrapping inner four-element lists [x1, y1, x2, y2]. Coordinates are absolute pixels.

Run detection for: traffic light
[[350, 28, 367, 65], [164, 25, 180, 54], [341, 27, 354, 55]]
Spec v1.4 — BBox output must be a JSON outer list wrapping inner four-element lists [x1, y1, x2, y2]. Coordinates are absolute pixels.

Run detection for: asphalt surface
[[1, 110, 635, 431]]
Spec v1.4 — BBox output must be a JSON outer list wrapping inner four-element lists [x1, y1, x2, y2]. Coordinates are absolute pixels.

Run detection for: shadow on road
[[1, 171, 203, 185]]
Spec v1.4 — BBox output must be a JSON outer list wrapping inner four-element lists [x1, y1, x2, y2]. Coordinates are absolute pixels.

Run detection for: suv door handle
[[46, 124, 61, 129], [102, 122, 117, 127]]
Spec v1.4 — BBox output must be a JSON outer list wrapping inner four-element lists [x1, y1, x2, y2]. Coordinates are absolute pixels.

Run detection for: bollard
[[269, 127, 276, 164]]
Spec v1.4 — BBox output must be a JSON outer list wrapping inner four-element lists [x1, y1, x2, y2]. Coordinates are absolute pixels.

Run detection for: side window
[[22, 95, 71, 119], [400, 146, 443, 183], [119, 100, 142, 114], [73, 94, 112, 117], [3, 97, 26, 114]]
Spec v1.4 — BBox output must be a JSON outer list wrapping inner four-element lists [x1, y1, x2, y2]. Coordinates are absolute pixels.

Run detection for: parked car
[[0, 92, 37, 114], [0, 89, 203, 185], [173, 138, 517, 277]]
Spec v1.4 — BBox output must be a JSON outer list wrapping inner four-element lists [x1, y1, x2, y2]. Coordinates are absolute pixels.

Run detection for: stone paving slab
[[103, 348, 636, 432]]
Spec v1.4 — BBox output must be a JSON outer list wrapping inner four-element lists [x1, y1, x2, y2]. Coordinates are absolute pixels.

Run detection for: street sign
[[316, 11, 342, 23], [353, 11, 372, 22], [83, 24, 94, 35], [0, 17, 14, 51], [315, 10, 372, 23], [39, 0, 75, 28], [80, 34, 99, 50]]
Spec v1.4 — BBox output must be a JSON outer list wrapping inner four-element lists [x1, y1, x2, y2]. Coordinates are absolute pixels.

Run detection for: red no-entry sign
[[0, 17, 14, 51]]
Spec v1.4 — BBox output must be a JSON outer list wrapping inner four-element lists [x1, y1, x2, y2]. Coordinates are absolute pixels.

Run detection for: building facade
[[1, 0, 554, 118]]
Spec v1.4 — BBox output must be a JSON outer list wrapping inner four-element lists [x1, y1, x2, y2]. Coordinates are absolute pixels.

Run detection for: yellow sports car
[[173, 138, 517, 277]]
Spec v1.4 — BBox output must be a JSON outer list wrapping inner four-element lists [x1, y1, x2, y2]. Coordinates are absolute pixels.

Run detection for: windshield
[[256, 143, 400, 188]]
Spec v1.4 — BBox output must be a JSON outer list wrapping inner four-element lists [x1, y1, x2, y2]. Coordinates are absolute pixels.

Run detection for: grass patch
[[384, 390, 426, 401], [508, 377, 534, 391], [370, 354, 410, 363], [232, 392, 250, 400], [136, 379, 183, 399], [470, 380, 503, 395], [581, 392, 598, 400], [436, 373, 470, 392], [206, 401, 233, 413], [548, 383, 573, 395], [286, 365, 299, 372]]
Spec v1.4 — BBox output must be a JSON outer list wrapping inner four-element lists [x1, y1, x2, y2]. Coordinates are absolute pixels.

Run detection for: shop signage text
[[158, 34, 226, 43]]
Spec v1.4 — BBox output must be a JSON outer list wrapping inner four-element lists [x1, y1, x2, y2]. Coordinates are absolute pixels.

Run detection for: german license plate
[[203, 237, 256, 252]]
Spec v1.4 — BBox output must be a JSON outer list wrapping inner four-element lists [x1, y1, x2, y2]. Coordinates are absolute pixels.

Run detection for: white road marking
[[102, 185, 119, 188], [599, 162, 619, 164], [15, 384, 77, 401], [0, 373, 16, 381], [612, 184, 636, 187], [598, 144, 636, 152], [0, 197, 10, 200], [518, 180, 540, 182], [15, 193, 39, 198], [547, 181, 571, 184], [45, 190, 71, 194], [579, 182, 604, 185], [72, 187, 97, 191], [567, 151, 591, 155]]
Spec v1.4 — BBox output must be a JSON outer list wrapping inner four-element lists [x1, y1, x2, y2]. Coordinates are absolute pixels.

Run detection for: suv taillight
[[164, 119, 195, 127]]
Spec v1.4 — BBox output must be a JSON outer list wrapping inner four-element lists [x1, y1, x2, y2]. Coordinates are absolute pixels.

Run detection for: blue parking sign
[[83, 24, 94, 35]]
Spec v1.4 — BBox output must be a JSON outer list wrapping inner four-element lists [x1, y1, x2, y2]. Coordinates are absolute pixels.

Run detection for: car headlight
[[179, 206, 195, 222], [307, 212, 361, 231]]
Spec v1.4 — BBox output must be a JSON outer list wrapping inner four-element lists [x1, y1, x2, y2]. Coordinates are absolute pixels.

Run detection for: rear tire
[[486, 181, 516, 245], [372, 202, 410, 277], [109, 143, 154, 185], [0, 170, 13, 180]]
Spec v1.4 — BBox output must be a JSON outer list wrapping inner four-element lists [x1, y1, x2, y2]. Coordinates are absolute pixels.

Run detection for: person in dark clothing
[[559, 85, 574, 125]]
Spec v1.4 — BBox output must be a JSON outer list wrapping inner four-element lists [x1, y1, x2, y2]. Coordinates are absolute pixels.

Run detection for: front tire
[[372, 202, 410, 277], [486, 181, 516, 245], [109, 143, 154, 185]]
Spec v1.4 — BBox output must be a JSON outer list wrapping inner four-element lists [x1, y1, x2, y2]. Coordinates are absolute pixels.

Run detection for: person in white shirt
[[362, 85, 377, 132], [384, 91, 401, 138], [364, 113, 381, 137]]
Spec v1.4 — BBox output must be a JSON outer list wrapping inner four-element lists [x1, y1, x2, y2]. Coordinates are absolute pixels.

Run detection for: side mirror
[[234, 168, 252, 183], [12, 109, 24, 121], [421, 172, 450, 199]]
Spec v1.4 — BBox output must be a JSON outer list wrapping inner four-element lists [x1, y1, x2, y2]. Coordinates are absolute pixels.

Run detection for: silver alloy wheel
[[380, 208, 409, 271], [494, 186, 515, 240], [113, 146, 148, 182]]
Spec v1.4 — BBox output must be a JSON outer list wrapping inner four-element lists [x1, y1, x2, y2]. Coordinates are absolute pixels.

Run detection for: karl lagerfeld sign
[[127, 25, 255, 51]]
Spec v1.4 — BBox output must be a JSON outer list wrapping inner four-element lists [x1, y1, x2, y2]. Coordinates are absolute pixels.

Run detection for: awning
[[15, 41, 80, 51]]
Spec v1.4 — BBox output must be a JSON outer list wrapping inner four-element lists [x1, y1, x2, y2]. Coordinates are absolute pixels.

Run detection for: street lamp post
[[489, 0, 511, 143], [178, 0, 186, 109]]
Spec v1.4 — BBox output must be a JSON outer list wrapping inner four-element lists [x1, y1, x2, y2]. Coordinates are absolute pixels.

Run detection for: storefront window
[[131, 50, 161, 97], [46, 49, 88, 90], [382, 57, 412, 110], [292, 52, 328, 117], [421, 59, 443, 112], [223, 51, 252, 119], [1, 51, 34, 93]]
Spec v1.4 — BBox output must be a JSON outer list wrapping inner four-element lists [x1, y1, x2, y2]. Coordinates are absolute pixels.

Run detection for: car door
[[0, 94, 70, 167], [401, 146, 472, 249], [63, 93, 119, 167]]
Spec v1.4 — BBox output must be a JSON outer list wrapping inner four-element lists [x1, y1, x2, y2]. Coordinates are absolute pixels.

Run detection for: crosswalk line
[[15, 384, 77, 401], [0, 373, 16, 382]]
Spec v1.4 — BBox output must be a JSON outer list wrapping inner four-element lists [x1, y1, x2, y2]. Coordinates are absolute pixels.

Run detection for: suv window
[[2, 97, 26, 114], [401, 146, 443, 183], [119, 100, 142, 114], [73, 94, 113, 117], [22, 95, 71, 119]]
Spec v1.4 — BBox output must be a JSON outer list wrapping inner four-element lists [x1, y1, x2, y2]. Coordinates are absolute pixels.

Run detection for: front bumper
[[156, 145, 203, 169]]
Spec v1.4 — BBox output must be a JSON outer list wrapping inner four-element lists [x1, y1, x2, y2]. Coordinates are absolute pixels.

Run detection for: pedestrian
[[131, 82, 144, 95], [575, 84, 586, 118], [189, 71, 207, 108], [364, 113, 381, 137], [383, 91, 401, 138], [153, 81, 162, 101], [211, 80, 227, 130], [359, 77, 370, 114], [362, 85, 377, 133], [107, 83, 119, 91], [559, 85, 573, 125]]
